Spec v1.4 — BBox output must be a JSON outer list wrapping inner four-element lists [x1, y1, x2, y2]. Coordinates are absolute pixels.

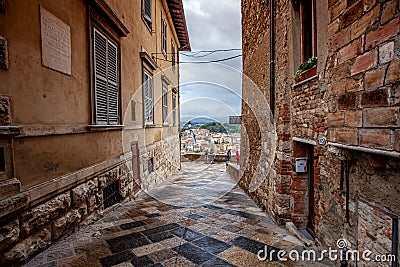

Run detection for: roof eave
[[166, 0, 191, 51]]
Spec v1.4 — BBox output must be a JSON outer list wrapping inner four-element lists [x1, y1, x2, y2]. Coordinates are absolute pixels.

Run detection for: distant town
[[180, 120, 240, 158]]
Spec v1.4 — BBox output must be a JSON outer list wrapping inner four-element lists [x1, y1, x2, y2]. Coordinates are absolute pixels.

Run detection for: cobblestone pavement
[[25, 162, 328, 267]]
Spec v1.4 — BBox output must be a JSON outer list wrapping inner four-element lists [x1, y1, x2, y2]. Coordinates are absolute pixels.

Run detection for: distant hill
[[180, 117, 218, 126], [180, 117, 241, 134]]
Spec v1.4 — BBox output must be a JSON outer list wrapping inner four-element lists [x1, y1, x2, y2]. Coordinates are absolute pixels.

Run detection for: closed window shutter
[[143, 0, 152, 23], [162, 18, 166, 54], [172, 42, 175, 71], [107, 41, 119, 125], [94, 28, 119, 125], [143, 71, 153, 125], [94, 29, 108, 125], [172, 93, 177, 126], [162, 86, 168, 124]]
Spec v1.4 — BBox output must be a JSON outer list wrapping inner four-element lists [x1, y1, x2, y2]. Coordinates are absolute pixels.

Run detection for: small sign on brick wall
[[0, 37, 8, 70]]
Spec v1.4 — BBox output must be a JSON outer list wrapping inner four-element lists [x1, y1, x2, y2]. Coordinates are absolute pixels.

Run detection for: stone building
[[241, 0, 399, 263], [0, 0, 189, 264]]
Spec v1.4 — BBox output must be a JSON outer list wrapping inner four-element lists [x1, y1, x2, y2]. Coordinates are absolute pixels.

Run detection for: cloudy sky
[[179, 0, 242, 123]]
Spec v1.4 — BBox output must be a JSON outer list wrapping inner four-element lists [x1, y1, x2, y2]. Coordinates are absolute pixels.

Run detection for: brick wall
[[327, 0, 400, 151], [242, 0, 400, 260]]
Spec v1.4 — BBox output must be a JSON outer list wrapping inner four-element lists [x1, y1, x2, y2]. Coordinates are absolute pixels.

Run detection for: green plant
[[294, 57, 317, 78]]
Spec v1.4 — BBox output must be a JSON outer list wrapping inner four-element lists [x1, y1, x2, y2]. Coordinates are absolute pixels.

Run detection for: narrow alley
[[24, 162, 323, 267]]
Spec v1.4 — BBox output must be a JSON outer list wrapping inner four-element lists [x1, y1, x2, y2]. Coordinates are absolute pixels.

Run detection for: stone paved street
[[24, 162, 328, 267]]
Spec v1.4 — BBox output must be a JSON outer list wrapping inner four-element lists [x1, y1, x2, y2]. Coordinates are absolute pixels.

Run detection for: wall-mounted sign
[[229, 116, 242, 124], [318, 135, 327, 146], [40, 7, 71, 75]]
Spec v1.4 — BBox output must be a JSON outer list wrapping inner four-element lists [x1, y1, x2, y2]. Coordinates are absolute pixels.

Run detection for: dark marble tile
[[203, 204, 224, 210], [202, 257, 237, 267], [100, 250, 135, 267], [147, 230, 175, 242], [140, 223, 182, 236], [192, 236, 231, 255], [147, 213, 161, 218], [106, 232, 150, 253], [187, 214, 205, 220], [173, 242, 214, 265], [229, 236, 265, 255], [171, 227, 205, 242], [229, 236, 281, 261], [150, 263, 164, 267], [120, 220, 146, 230], [131, 255, 155, 267]]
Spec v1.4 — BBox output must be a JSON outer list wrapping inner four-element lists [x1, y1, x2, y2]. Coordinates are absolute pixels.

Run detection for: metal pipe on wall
[[269, 0, 275, 123]]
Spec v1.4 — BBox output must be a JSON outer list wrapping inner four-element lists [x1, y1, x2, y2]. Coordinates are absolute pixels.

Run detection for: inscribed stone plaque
[[40, 7, 71, 75]]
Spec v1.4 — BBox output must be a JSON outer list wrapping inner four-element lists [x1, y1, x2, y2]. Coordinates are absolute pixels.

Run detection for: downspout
[[269, 0, 275, 123]]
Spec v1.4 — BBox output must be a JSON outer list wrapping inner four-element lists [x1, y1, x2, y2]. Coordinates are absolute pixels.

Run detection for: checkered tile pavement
[[25, 162, 328, 267]]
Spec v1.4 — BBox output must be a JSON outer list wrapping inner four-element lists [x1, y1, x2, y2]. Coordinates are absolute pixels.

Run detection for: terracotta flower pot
[[294, 66, 317, 83]]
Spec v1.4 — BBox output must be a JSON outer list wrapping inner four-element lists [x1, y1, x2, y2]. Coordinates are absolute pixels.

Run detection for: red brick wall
[[242, 0, 400, 256], [327, 0, 400, 151]]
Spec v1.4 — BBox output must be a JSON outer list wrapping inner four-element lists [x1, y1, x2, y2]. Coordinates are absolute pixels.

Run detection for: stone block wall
[[0, 160, 133, 265], [242, 0, 400, 262], [139, 135, 180, 191], [327, 0, 400, 151]]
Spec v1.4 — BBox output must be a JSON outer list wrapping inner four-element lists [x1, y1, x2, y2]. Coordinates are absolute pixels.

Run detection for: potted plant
[[294, 57, 317, 83]]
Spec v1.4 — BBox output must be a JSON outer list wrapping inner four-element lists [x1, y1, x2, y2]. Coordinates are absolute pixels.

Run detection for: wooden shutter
[[143, 0, 152, 23], [162, 85, 168, 124], [94, 28, 119, 125], [143, 71, 153, 125], [172, 42, 175, 70], [107, 41, 119, 125], [94, 29, 108, 125], [162, 18, 166, 54], [172, 93, 176, 126]]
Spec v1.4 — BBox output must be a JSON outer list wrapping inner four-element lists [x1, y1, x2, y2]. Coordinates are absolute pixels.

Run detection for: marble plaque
[[40, 7, 71, 75]]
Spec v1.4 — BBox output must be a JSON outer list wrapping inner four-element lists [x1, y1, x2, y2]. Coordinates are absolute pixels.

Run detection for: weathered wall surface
[[242, 0, 400, 262], [0, 159, 132, 265], [0, 0, 184, 263]]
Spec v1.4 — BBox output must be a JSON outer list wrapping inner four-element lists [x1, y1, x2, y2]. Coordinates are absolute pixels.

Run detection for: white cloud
[[180, 0, 242, 121]]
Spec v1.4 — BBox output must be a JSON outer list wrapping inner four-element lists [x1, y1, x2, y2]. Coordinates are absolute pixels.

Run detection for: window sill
[[87, 125, 124, 132], [0, 126, 21, 136]]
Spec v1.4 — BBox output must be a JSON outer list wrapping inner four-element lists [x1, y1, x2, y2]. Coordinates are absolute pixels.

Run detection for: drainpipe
[[269, 0, 275, 123]]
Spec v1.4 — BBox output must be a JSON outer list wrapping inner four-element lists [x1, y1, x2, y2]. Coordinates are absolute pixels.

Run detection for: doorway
[[307, 145, 316, 235]]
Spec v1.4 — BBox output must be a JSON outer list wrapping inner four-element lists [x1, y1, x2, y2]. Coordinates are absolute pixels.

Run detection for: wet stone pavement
[[25, 162, 327, 267]]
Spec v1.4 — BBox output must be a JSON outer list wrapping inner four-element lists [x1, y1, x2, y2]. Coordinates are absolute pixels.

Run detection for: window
[[162, 84, 168, 125], [143, 0, 152, 28], [93, 28, 119, 125], [171, 41, 175, 72], [300, 0, 317, 61], [143, 70, 153, 125], [172, 92, 177, 126], [161, 17, 167, 55]]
